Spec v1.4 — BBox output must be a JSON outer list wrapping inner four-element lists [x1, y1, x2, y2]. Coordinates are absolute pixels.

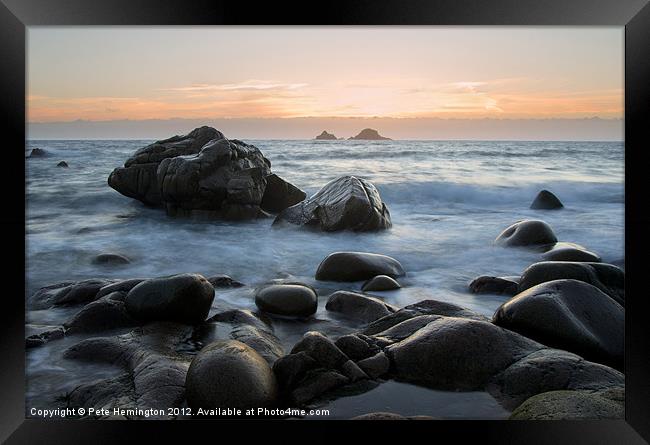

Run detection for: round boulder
[[125, 273, 214, 324], [92, 253, 131, 266], [185, 340, 278, 411], [541, 242, 601, 262], [326, 291, 397, 323], [494, 219, 557, 248], [362, 275, 401, 292], [316, 252, 405, 282], [254, 284, 318, 317], [468, 276, 519, 296], [27, 148, 47, 158], [493, 279, 623, 369], [530, 190, 563, 210], [57, 160, 69, 168]]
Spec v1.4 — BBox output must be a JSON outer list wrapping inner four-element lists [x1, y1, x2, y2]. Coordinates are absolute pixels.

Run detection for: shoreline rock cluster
[[27, 216, 625, 420]]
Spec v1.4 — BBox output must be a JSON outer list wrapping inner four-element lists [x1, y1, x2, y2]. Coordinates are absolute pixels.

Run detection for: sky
[[27, 27, 624, 140]]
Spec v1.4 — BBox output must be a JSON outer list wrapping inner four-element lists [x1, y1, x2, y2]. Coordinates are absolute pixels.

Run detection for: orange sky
[[27, 27, 623, 124]]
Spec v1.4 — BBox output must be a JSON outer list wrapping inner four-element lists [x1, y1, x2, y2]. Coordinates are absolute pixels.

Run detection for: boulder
[[125, 273, 214, 324], [385, 317, 541, 390], [185, 340, 278, 411], [362, 275, 401, 292], [315, 252, 405, 282], [206, 274, 244, 288], [325, 291, 397, 323], [260, 174, 306, 214], [95, 278, 146, 300], [530, 190, 563, 210], [518, 261, 624, 306], [92, 253, 131, 266], [26, 326, 65, 348], [27, 148, 47, 158], [254, 284, 318, 317], [30, 279, 117, 309], [315, 131, 337, 140], [468, 275, 519, 296], [64, 292, 138, 333], [348, 128, 391, 140], [356, 352, 391, 379], [493, 279, 624, 369], [334, 334, 381, 361], [494, 219, 557, 248], [541, 242, 601, 262], [509, 389, 624, 420], [57, 160, 69, 168], [273, 176, 392, 232]]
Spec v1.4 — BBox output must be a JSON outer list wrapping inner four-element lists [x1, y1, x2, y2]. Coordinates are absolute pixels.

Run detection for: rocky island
[[315, 131, 338, 140], [348, 128, 391, 140]]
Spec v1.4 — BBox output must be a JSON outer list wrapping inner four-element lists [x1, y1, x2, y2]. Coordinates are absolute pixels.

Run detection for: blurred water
[[25, 138, 624, 414]]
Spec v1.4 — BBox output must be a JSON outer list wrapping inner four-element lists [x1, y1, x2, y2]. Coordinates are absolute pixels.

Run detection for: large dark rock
[[348, 128, 391, 140], [493, 279, 624, 369], [64, 292, 138, 333], [315, 252, 405, 282], [315, 131, 337, 140], [57, 160, 69, 168], [530, 190, 564, 210], [362, 275, 401, 292], [254, 284, 318, 318], [325, 291, 397, 323], [27, 148, 48, 158], [509, 389, 624, 420], [108, 126, 301, 219], [518, 261, 624, 306], [185, 340, 278, 411], [125, 273, 214, 324], [468, 275, 519, 296], [260, 174, 306, 214], [385, 317, 541, 390], [494, 219, 558, 248], [541, 242, 601, 262], [92, 253, 131, 266], [206, 274, 244, 288], [273, 176, 392, 232], [30, 279, 117, 310]]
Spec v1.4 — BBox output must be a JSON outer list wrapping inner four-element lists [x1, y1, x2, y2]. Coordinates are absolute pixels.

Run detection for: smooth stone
[[334, 334, 380, 361], [125, 273, 214, 324], [509, 390, 623, 420], [518, 261, 624, 306], [206, 274, 244, 288], [92, 253, 131, 265], [27, 148, 47, 158], [493, 279, 624, 369], [530, 190, 564, 210], [30, 279, 117, 309], [185, 340, 278, 411], [274, 176, 391, 232], [57, 160, 69, 168], [290, 331, 351, 370], [260, 173, 306, 214], [362, 275, 401, 292], [356, 352, 391, 379], [63, 292, 138, 334], [494, 219, 557, 248], [95, 278, 146, 300], [254, 284, 318, 318], [468, 275, 519, 296], [541, 242, 602, 262], [325, 291, 397, 323], [315, 252, 405, 282]]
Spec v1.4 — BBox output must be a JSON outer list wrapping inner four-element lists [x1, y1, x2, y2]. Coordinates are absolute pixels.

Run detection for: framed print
[[2, 0, 650, 443]]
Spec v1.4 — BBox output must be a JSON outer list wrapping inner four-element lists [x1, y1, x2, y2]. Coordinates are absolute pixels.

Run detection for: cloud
[[161, 80, 309, 93]]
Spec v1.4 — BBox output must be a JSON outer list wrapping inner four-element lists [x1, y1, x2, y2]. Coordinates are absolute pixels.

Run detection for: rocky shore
[[26, 128, 624, 420]]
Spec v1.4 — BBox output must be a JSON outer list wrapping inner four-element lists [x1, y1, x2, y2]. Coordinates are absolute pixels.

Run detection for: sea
[[25, 138, 624, 418]]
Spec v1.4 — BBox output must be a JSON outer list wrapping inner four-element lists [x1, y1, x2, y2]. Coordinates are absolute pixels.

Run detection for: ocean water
[[25, 138, 624, 416]]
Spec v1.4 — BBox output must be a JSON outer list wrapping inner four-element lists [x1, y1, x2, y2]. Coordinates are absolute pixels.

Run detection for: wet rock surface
[[494, 219, 557, 248], [315, 252, 405, 282], [530, 190, 564, 210], [325, 291, 397, 323], [254, 284, 318, 318]]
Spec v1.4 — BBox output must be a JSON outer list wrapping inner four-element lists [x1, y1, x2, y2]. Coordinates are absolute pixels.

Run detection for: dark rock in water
[[494, 219, 557, 248], [518, 261, 624, 306], [362, 275, 401, 292], [493, 279, 624, 369], [57, 160, 69, 168], [30, 279, 117, 310], [185, 340, 278, 411], [325, 291, 397, 323], [334, 334, 381, 361], [260, 174, 306, 214], [63, 322, 192, 416], [254, 284, 318, 318], [487, 348, 624, 410], [362, 299, 489, 337], [530, 190, 564, 210], [206, 274, 244, 288], [385, 317, 541, 390], [26, 326, 65, 348], [509, 389, 623, 420], [108, 126, 300, 220], [541, 242, 601, 262], [27, 148, 47, 158], [95, 278, 146, 300], [315, 252, 405, 282], [125, 273, 214, 324], [92, 253, 131, 266], [64, 292, 138, 333], [315, 131, 338, 140], [273, 176, 392, 232], [356, 352, 391, 379], [290, 331, 351, 370], [469, 275, 519, 296], [348, 128, 391, 140]]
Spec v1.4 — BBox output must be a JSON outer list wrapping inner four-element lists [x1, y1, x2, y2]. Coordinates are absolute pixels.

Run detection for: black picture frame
[[2, 0, 649, 442]]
